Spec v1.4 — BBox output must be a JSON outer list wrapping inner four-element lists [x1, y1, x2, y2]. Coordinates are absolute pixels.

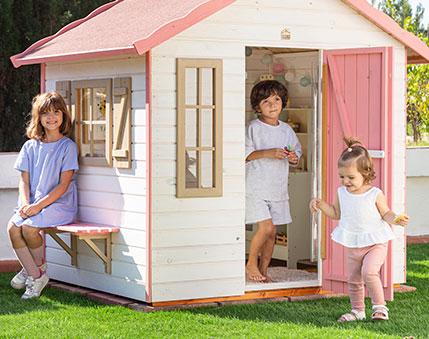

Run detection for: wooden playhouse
[[11, 0, 429, 305]]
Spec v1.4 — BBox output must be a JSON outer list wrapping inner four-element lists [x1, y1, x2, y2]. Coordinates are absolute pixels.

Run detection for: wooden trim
[[152, 287, 321, 307], [321, 64, 328, 260], [45, 228, 114, 274], [112, 77, 132, 168], [40, 63, 46, 92], [176, 58, 223, 198], [71, 78, 112, 167], [145, 50, 153, 303]]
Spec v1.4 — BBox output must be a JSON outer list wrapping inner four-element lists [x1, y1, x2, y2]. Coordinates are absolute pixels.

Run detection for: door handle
[[368, 150, 385, 158]]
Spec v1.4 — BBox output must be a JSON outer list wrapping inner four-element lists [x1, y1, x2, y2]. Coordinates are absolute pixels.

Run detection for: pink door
[[322, 47, 394, 300]]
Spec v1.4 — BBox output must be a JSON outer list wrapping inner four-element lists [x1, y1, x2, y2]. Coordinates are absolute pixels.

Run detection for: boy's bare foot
[[263, 275, 274, 283], [246, 265, 266, 282]]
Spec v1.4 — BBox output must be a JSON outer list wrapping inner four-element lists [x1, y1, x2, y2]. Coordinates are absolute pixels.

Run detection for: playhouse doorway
[[244, 47, 322, 291]]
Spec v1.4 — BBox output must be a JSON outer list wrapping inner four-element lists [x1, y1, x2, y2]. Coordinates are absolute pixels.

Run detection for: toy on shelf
[[286, 118, 300, 132], [275, 233, 287, 246]]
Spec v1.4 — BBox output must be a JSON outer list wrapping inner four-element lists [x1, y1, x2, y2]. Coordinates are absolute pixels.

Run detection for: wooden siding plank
[[153, 227, 243, 248], [151, 277, 243, 302], [46, 247, 147, 282], [48, 263, 148, 302], [153, 244, 242, 265], [153, 260, 243, 284]]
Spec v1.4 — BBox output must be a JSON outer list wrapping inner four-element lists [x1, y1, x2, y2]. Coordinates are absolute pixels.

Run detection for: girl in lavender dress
[[7, 92, 78, 299]]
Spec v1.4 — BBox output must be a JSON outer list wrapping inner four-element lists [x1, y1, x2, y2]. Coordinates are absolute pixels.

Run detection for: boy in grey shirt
[[246, 80, 302, 282]]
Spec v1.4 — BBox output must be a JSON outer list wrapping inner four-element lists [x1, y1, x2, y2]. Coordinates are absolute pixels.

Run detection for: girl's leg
[[246, 218, 273, 281], [346, 247, 366, 312], [22, 225, 44, 266], [361, 243, 388, 307], [7, 222, 40, 278], [258, 220, 276, 281]]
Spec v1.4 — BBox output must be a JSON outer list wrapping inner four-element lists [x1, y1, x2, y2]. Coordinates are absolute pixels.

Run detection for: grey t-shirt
[[245, 119, 302, 201]]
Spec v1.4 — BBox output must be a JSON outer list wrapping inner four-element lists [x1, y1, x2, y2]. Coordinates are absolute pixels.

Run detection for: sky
[[370, 0, 429, 27], [410, 0, 429, 26]]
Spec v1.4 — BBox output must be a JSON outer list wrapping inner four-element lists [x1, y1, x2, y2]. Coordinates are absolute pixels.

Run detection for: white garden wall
[[0, 153, 19, 260], [406, 147, 429, 236]]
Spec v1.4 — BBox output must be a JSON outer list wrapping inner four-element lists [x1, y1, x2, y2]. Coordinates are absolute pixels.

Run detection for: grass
[[0, 244, 428, 338]]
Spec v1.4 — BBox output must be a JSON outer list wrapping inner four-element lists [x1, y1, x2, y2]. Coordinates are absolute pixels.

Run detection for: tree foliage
[[0, 0, 110, 152], [376, 0, 429, 142]]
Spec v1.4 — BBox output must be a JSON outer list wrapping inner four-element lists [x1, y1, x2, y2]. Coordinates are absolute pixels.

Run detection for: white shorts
[[245, 196, 292, 225]]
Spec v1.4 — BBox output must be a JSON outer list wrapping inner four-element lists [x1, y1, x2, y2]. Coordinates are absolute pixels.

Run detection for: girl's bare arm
[[18, 172, 31, 206], [23, 170, 75, 217], [309, 193, 341, 220], [376, 191, 409, 226]]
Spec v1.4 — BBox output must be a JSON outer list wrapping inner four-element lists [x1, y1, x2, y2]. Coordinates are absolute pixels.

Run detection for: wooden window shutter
[[112, 77, 132, 168], [56, 81, 72, 118], [56, 80, 76, 140]]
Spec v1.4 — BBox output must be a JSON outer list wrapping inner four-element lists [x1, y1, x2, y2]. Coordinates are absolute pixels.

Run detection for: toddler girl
[[310, 137, 408, 321], [7, 92, 79, 299]]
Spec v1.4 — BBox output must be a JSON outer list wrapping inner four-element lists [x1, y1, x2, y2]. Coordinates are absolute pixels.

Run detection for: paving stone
[[49, 282, 91, 295], [127, 303, 155, 312], [288, 294, 328, 302], [86, 291, 134, 306], [0, 260, 21, 273], [394, 285, 417, 293], [407, 235, 429, 244]]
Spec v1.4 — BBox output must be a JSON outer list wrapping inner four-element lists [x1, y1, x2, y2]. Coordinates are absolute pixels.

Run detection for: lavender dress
[[10, 137, 79, 228]]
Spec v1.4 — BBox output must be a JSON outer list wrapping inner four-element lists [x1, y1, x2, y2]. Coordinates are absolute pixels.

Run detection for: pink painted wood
[[56, 223, 120, 235], [323, 47, 394, 300]]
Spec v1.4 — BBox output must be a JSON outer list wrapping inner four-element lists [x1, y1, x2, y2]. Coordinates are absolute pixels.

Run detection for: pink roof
[[10, 0, 429, 67]]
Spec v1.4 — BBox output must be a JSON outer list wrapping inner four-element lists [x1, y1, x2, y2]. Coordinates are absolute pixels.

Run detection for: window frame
[[71, 79, 113, 167], [176, 58, 223, 198]]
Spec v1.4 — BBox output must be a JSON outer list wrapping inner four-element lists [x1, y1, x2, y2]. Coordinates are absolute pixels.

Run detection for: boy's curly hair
[[338, 136, 376, 184], [250, 80, 288, 112]]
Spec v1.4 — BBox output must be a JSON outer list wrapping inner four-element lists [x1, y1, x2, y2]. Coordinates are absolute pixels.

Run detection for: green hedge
[[0, 0, 109, 152]]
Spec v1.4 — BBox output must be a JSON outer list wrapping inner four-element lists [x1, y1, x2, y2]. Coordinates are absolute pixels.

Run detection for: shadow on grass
[[0, 272, 104, 316]]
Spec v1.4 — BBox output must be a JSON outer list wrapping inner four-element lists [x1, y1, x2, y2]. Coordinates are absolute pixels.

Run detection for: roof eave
[[133, 0, 235, 55], [11, 47, 138, 68], [10, 0, 123, 68]]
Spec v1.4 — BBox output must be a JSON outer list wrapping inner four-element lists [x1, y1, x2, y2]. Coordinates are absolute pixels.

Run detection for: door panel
[[322, 47, 394, 300]]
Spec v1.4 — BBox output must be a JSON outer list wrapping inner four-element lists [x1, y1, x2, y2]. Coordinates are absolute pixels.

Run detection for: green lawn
[[0, 244, 428, 338]]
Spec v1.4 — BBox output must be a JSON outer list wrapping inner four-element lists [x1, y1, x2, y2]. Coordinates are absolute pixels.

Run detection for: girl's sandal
[[337, 309, 366, 322], [372, 305, 389, 321]]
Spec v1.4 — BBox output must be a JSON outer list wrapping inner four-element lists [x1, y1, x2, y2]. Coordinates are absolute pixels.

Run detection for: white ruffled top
[[331, 186, 395, 248]]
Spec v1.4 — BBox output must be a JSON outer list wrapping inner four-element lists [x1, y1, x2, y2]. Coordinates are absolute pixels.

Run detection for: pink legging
[[346, 242, 388, 311]]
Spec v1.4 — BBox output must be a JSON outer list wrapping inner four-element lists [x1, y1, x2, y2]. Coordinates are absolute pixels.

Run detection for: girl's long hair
[[26, 92, 72, 140], [338, 136, 376, 184]]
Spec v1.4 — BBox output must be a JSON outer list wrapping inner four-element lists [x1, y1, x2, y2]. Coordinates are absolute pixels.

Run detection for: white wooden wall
[[151, 0, 407, 302], [45, 56, 149, 301]]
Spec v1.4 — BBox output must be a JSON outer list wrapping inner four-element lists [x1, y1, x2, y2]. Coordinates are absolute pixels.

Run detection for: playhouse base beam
[[151, 286, 322, 307]]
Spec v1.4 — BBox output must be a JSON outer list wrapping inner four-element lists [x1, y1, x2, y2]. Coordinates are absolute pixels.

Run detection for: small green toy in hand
[[284, 144, 294, 154]]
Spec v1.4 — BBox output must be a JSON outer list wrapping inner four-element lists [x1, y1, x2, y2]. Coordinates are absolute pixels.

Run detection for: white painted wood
[[152, 278, 243, 302], [48, 263, 148, 302], [152, 244, 242, 265], [153, 261, 242, 284], [150, 0, 407, 302], [153, 226, 243, 248], [78, 206, 146, 231], [46, 247, 147, 282], [43, 0, 409, 302], [45, 56, 149, 299], [153, 209, 244, 230]]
